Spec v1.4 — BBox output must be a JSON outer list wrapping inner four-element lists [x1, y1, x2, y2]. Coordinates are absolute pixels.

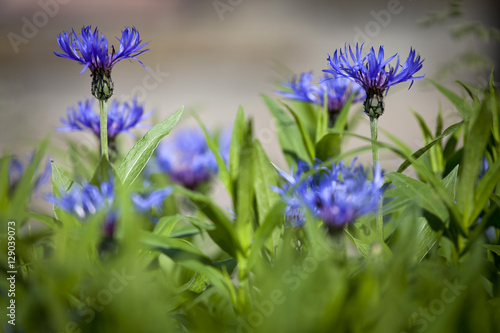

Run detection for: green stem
[[370, 117, 384, 240], [99, 99, 108, 159], [370, 117, 378, 166]]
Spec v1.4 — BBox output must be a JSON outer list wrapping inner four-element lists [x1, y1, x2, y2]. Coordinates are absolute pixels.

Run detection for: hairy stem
[[100, 99, 108, 159]]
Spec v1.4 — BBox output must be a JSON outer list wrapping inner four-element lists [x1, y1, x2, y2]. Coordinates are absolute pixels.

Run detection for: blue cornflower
[[302, 160, 384, 230], [324, 43, 424, 118], [47, 180, 172, 225], [55, 26, 149, 100], [58, 97, 152, 141], [276, 72, 365, 126], [6, 155, 51, 196], [275, 159, 384, 231], [272, 161, 323, 227], [154, 128, 227, 189], [47, 181, 114, 220], [132, 187, 172, 213]]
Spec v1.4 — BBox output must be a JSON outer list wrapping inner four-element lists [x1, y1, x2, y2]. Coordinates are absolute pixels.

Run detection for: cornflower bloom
[[47, 180, 172, 232], [57, 97, 152, 153], [276, 72, 365, 127], [275, 159, 384, 233], [6, 155, 50, 196], [324, 43, 424, 118], [55, 26, 149, 100], [154, 128, 229, 189], [272, 161, 317, 227]]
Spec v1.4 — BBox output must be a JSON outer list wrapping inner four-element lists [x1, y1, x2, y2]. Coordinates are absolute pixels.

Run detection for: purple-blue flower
[[276, 72, 365, 126], [275, 159, 384, 231], [272, 161, 321, 227], [47, 181, 114, 220], [324, 44, 424, 118], [55, 26, 149, 100], [154, 127, 229, 189], [47, 179, 172, 224], [132, 187, 173, 213], [58, 97, 152, 140], [6, 155, 51, 195]]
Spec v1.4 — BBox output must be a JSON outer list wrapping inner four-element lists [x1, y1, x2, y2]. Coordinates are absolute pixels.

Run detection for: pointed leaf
[[117, 107, 183, 187]]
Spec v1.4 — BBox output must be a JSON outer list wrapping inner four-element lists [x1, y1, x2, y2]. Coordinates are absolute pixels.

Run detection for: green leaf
[[429, 79, 472, 120], [472, 157, 500, 222], [385, 172, 448, 222], [281, 101, 315, 162], [50, 160, 73, 221], [50, 160, 72, 192], [174, 185, 241, 257], [90, 155, 114, 185], [247, 201, 286, 270], [315, 133, 341, 162], [332, 92, 355, 132], [235, 128, 255, 251], [456, 95, 492, 226], [484, 245, 500, 256], [261, 95, 311, 165], [117, 107, 183, 187], [28, 212, 60, 230], [229, 107, 247, 189], [396, 121, 463, 173], [193, 112, 233, 196], [253, 140, 280, 225]]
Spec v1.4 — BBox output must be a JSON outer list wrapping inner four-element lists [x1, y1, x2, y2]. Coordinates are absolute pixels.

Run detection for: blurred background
[[0, 0, 499, 172]]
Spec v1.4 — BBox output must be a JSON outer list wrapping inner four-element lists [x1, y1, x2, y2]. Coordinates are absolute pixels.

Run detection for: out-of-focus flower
[[6, 155, 51, 195], [55, 26, 149, 100], [47, 181, 114, 220], [47, 180, 171, 224], [272, 161, 321, 228], [155, 127, 229, 189], [58, 97, 152, 140], [274, 159, 384, 231], [132, 187, 172, 213], [324, 43, 424, 118], [276, 72, 365, 126]]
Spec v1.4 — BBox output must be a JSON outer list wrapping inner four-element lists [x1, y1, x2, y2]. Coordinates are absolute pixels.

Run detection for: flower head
[[154, 128, 222, 189], [275, 159, 384, 231], [276, 72, 364, 126], [47, 179, 171, 222], [55, 26, 149, 100], [324, 44, 424, 118], [58, 97, 152, 140], [132, 187, 172, 213], [5, 154, 51, 196], [272, 161, 323, 227]]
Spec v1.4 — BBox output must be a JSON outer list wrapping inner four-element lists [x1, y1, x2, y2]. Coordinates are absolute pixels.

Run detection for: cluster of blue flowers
[[58, 97, 152, 141], [51, 26, 425, 234], [274, 160, 384, 231], [278, 43, 424, 120], [153, 127, 231, 189], [46, 180, 172, 234], [276, 72, 365, 126]]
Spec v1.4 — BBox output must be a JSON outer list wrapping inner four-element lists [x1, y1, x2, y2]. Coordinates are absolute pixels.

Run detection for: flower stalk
[[99, 99, 108, 159]]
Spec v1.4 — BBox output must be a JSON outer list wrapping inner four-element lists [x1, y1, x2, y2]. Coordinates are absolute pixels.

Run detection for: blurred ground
[[0, 0, 499, 173]]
